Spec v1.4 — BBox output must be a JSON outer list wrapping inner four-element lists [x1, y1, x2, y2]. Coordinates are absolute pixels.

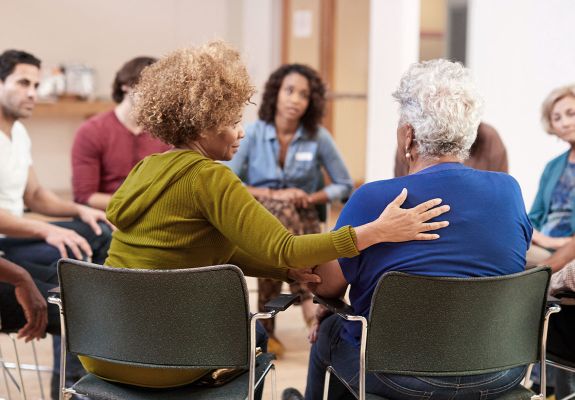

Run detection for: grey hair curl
[[392, 59, 483, 160]]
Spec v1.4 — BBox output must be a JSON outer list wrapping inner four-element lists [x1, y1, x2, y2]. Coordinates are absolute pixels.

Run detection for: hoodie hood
[[106, 151, 207, 229]]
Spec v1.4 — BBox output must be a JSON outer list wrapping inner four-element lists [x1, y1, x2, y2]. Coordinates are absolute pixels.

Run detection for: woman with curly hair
[[226, 64, 352, 355], [79, 41, 450, 389]]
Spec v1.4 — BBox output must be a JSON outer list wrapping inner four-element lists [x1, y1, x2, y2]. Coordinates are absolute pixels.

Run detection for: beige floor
[[0, 278, 313, 399]]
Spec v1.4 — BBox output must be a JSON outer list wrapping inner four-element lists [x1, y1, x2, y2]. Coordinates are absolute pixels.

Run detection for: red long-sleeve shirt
[[71, 110, 171, 204]]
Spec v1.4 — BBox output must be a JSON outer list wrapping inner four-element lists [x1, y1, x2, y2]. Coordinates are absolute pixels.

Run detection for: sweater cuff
[[331, 225, 360, 258]]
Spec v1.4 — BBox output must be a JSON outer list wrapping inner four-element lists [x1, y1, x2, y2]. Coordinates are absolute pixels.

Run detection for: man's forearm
[[310, 260, 348, 298], [26, 187, 79, 217], [0, 257, 32, 286], [542, 239, 575, 272], [0, 209, 52, 239], [87, 192, 113, 211]]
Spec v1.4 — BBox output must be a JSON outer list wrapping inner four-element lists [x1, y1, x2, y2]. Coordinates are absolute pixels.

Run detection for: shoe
[[530, 383, 555, 397], [267, 336, 286, 358], [282, 387, 304, 400]]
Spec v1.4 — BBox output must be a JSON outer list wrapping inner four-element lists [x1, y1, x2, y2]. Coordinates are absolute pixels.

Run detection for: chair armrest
[[47, 287, 61, 305], [554, 290, 575, 299], [264, 293, 299, 312], [547, 293, 575, 306], [313, 295, 354, 316]]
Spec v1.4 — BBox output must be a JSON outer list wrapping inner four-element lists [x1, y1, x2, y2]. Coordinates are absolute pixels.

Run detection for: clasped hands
[[268, 188, 314, 208]]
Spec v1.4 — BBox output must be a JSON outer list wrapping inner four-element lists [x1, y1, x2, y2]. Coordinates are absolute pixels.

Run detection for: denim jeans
[[305, 315, 527, 400], [0, 219, 112, 266], [0, 220, 112, 400]]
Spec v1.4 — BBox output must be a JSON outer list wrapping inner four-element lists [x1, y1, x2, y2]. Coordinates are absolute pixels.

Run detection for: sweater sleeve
[[316, 129, 353, 201], [228, 247, 290, 281], [529, 163, 551, 230], [72, 121, 103, 204], [192, 162, 359, 269]]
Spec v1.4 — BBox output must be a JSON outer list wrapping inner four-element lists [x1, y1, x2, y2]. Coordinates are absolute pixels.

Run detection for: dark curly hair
[[112, 56, 157, 103], [258, 64, 326, 134]]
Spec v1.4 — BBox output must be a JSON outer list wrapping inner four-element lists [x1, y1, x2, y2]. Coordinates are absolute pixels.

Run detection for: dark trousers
[[0, 259, 84, 400], [0, 219, 111, 266], [548, 304, 575, 399], [0, 219, 112, 400], [0, 260, 60, 334], [305, 315, 527, 400]]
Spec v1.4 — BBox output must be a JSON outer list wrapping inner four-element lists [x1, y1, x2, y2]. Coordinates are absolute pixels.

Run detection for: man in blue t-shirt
[[287, 59, 534, 400], [302, 164, 532, 400]]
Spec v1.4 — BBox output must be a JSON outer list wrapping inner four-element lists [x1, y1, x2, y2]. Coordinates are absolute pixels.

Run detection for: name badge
[[295, 152, 313, 161]]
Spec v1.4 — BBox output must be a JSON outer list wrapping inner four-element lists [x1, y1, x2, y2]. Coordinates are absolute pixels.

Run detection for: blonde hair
[[133, 41, 255, 146], [541, 84, 575, 134]]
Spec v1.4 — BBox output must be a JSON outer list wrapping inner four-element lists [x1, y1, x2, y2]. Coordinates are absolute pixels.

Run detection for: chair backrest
[[57, 259, 251, 369], [366, 267, 551, 376]]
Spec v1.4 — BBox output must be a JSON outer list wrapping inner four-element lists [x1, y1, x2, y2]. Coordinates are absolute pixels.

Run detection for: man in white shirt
[[0, 49, 112, 266], [0, 49, 112, 400]]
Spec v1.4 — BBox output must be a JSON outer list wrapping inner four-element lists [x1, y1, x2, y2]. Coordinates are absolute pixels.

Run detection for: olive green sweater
[[82, 150, 360, 388]]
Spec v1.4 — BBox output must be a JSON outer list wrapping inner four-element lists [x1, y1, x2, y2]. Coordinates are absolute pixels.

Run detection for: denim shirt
[[225, 120, 353, 201]]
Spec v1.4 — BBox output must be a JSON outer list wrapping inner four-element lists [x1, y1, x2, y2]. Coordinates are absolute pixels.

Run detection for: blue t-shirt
[[335, 163, 532, 346]]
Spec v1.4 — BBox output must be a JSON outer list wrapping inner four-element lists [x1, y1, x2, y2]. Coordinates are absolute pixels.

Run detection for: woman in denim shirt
[[226, 64, 353, 356]]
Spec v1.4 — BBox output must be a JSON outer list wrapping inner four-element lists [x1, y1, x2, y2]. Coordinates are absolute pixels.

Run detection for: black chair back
[[366, 267, 551, 375], [57, 259, 251, 369]]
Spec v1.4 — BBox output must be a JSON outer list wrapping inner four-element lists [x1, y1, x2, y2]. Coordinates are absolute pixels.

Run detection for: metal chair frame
[[546, 295, 575, 400], [0, 318, 51, 400]]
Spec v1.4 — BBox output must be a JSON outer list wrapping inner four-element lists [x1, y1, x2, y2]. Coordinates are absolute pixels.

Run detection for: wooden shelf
[[32, 99, 115, 119]]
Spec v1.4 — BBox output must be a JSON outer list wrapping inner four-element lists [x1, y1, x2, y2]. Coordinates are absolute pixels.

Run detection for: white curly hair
[[392, 59, 483, 160]]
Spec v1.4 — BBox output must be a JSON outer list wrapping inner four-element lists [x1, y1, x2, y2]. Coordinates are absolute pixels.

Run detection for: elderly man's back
[[336, 163, 531, 345]]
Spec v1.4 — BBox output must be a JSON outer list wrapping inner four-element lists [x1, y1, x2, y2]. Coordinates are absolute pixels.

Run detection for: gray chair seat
[[70, 353, 275, 400]]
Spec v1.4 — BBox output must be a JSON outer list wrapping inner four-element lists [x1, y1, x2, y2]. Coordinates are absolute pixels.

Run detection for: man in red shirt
[[72, 57, 171, 210]]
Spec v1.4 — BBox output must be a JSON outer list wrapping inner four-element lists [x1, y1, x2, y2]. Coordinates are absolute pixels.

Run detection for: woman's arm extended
[[196, 164, 450, 269]]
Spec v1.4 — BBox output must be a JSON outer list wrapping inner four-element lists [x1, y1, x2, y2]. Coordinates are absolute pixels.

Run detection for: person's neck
[[0, 111, 16, 139], [274, 115, 299, 136], [569, 147, 575, 163], [114, 100, 143, 135], [175, 140, 210, 159], [408, 155, 461, 174]]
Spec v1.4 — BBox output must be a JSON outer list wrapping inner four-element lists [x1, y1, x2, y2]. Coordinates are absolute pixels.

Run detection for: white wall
[[0, 0, 281, 192], [365, 0, 420, 182], [467, 0, 575, 207], [0, 0, 241, 98], [241, 0, 282, 123]]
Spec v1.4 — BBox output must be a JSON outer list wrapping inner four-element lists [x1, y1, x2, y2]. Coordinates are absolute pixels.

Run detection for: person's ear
[[404, 125, 415, 153]]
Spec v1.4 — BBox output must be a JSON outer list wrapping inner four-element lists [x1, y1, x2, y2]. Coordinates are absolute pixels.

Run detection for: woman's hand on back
[[354, 188, 450, 250]]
